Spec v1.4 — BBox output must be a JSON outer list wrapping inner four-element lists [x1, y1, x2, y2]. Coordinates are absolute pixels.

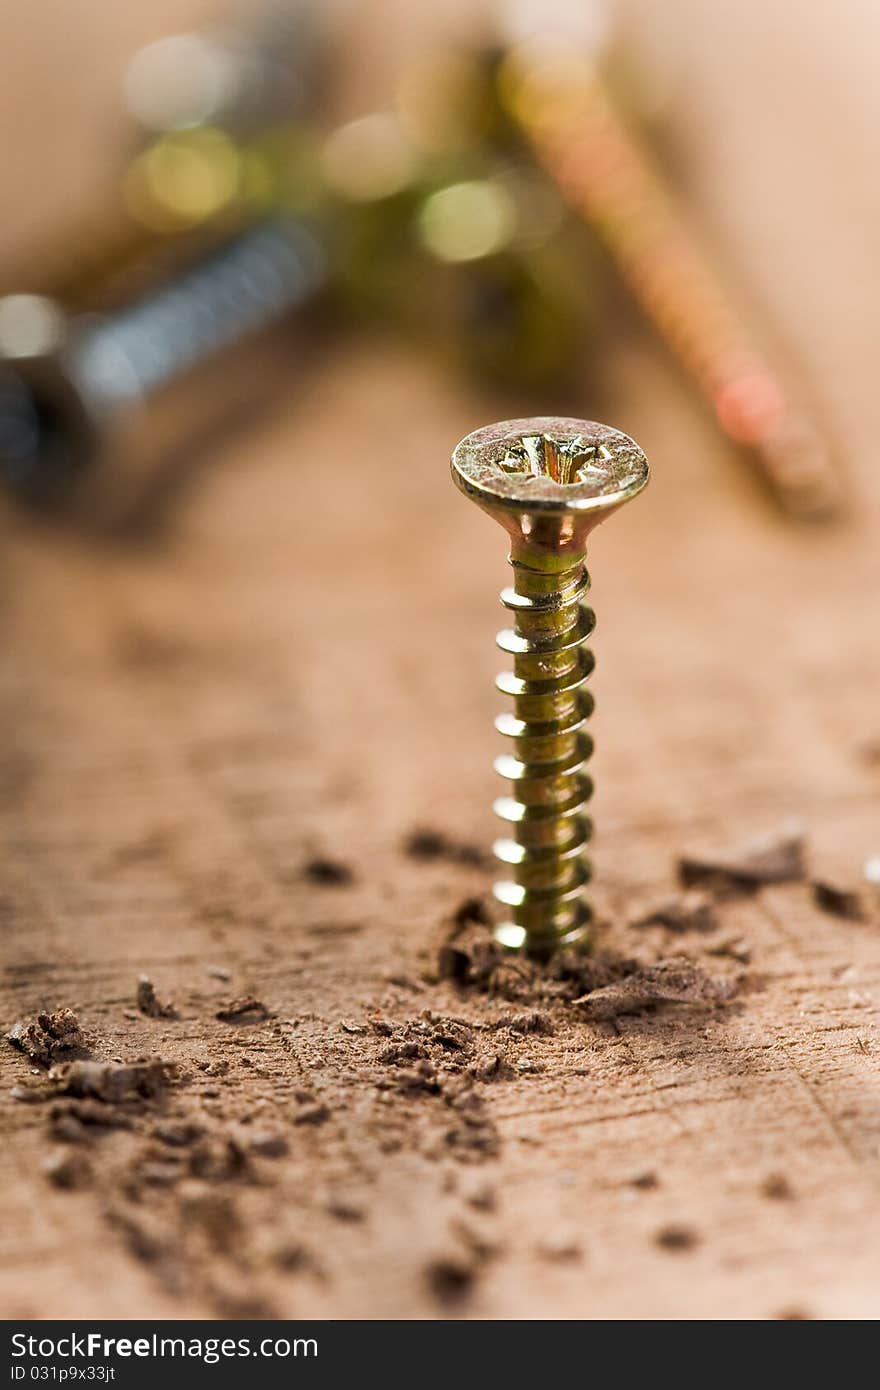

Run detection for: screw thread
[[68, 218, 325, 409], [492, 552, 595, 955]]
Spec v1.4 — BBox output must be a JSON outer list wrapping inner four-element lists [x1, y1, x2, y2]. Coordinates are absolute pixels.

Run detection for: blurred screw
[[3, 0, 326, 309], [451, 417, 649, 956], [499, 44, 842, 520], [0, 217, 325, 524]]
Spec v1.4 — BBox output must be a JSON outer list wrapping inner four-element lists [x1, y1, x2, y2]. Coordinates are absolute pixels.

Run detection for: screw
[[499, 47, 840, 519], [451, 417, 649, 957], [0, 217, 325, 523]]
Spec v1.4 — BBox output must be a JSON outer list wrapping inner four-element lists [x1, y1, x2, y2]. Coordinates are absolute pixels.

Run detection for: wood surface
[[1, 0, 879, 1320]]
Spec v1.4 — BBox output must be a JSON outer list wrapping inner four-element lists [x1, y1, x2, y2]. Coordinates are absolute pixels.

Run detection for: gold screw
[[451, 417, 649, 957]]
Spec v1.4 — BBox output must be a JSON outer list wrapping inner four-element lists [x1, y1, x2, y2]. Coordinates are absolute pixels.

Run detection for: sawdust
[[629, 1171, 660, 1190], [7, 1008, 86, 1066], [631, 890, 719, 933], [435, 919, 738, 1027], [303, 857, 355, 886], [811, 879, 867, 922], [707, 936, 753, 964], [655, 1225, 700, 1252], [49, 1058, 175, 1103], [678, 824, 806, 892], [294, 1101, 330, 1125], [424, 1254, 476, 1304], [215, 997, 272, 1023], [136, 977, 178, 1019], [49, 1103, 135, 1142], [493, 1010, 554, 1035], [369, 1014, 503, 1160], [573, 958, 733, 1021], [435, 921, 640, 1003], [762, 1173, 795, 1200], [404, 829, 487, 868], [41, 1150, 93, 1190]]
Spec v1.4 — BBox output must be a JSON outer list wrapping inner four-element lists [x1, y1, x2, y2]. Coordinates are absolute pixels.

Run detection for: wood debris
[[573, 957, 733, 1021], [678, 824, 806, 891], [49, 1057, 174, 1103], [136, 976, 178, 1019], [215, 996, 271, 1024], [7, 1008, 85, 1066], [631, 890, 719, 932], [811, 879, 867, 922]]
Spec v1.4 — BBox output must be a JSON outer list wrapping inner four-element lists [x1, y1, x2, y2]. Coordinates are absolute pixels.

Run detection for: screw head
[[451, 416, 649, 555]]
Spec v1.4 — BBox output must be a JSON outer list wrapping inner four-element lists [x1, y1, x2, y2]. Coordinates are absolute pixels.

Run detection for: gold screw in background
[[498, 46, 841, 520], [451, 417, 649, 957]]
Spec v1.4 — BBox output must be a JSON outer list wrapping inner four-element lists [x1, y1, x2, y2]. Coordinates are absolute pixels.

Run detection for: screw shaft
[[0, 217, 325, 512], [501, 53, 841, 518], [493, 547, 595, 954], [69, 219, 324, 409]]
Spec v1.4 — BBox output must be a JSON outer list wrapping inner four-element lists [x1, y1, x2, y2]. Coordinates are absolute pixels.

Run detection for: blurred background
[[1, 0, 875, 527]]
